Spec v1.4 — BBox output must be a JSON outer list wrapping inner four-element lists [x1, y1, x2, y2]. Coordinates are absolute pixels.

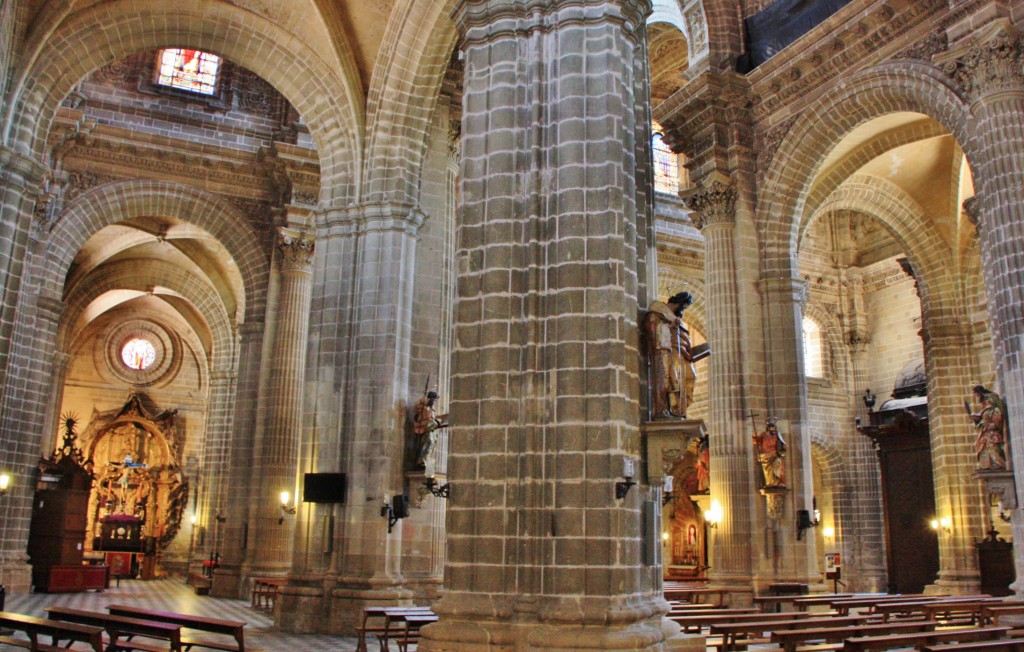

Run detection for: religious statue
[[968, 385, 1009, 471], [644, 291, 711, 419], [413, 390, 449, 469], [752, 419, 787, 488]]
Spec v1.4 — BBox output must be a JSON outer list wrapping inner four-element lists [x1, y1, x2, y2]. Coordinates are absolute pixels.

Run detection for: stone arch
[[807, 176, 956, 325], [699, 0, 743, 72], [42, 180, 269, 321], [362, 0, 459, 205], [5, 0, 363, 204], [58, 259, 235, 372], [759, 61, 973, 279]]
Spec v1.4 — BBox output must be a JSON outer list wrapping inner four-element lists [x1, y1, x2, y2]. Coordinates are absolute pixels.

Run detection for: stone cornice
[[318, 202, 427, 238]]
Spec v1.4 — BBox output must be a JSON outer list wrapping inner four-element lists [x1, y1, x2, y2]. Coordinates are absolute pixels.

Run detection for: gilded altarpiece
[[78, 394, 188, 577]]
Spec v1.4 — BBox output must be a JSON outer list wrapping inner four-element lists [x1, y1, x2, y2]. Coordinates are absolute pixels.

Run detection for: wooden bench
[[107, 605, 245, 652], [0, 611, 104, 652], [871, 596, 998, 622], [665, 586, 729, 606], [843, 625, 1012, 651], [984, 604, 1024, 626], [378, 612, 438, 652], [356, 606, 433, 652], [45, 606, 182, 652], [710, 614, 880, 651], [667, 608, 763, 633], [827, 593, 944, 616], [769, 618, 938, 652], [923, 639, 1024, 651]]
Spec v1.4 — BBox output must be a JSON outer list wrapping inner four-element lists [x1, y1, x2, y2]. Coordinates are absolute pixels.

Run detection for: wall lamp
[[0, 474, 9, 496], [424, 477, 450, 499], [930, 516, 952, 536], [615, 458, 637, 500], [381, 494, 410, 534], [823, 525, 835, 540], [661, 476, 674, 506], [278, 491, 296, 525], [797, 497, 822, 540], [705, 499, 723, 529]]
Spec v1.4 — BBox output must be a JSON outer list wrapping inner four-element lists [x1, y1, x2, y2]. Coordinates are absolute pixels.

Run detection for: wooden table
[[665, 586, 728, 606], [356, 606, 433, 652]]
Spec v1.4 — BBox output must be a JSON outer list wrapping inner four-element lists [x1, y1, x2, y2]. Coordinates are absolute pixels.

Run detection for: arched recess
[[5, 0, 363, 205], [57, 259, 235, 370], [40, 180, 269, 319], [758, 61, 974, 280], [362, 0, 459, 204], [802, 303, 847, 385]]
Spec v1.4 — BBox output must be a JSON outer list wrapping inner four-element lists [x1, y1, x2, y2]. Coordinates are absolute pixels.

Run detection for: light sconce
[[930, 515, 952, 536], [797, 497, 822, 540], [278, 491, 296, 525], [215, 511, 227, 524], [661, 475, 674, 506], [424, 477, 450, 499], [381, 494, 410, 534], [823, 525, 835, 540], [863, 388, 877, 412], [190, 514, 198, 526], [615, 458, 637, 500], [706, 499, 723, 529], [0, 474, 9, 496]]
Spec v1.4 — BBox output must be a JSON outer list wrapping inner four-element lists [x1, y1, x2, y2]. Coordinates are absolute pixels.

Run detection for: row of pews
[[665, 586, 1024, 652], [0, 604, 246, 652]]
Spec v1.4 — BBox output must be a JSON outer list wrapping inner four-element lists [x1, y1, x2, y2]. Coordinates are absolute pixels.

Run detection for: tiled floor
[[2, 577, 359, 651]]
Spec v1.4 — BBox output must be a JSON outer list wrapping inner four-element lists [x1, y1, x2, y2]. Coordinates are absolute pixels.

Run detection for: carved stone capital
[[681, 172, 737, 230], [941, 21, 1024, 103], [454, 0, 653, 40], [277, 228, 315, 272]]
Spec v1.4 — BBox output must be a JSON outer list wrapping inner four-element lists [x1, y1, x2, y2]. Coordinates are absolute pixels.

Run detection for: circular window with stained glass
[[121, 338, 157, 370]]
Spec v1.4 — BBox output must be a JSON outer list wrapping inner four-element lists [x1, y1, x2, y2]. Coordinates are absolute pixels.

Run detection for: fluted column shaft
[[422, 1, 659, 649], [251, 229, 314, 572], [940, 20, 1024, 594], [686, 176, 755, 590]]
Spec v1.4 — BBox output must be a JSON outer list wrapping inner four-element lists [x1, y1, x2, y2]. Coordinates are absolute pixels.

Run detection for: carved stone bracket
[[760, 486, 788, 521], [681, 171, 737, 230], [974, 469, 1017, 516], [642, 419, 707, 484]]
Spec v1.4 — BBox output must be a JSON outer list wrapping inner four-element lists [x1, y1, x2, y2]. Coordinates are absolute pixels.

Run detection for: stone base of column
[[0, 560, 32, 594], [927, 569, 981, 595], [418, 595, 671, 652], [325, 580, 415, 635], [209, 565, 243, 599], [277, 576, 328, 634]]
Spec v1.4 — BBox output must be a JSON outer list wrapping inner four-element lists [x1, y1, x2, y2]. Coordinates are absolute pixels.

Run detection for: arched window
[[652, 131, 679, 194], [156, 49, 222, 96], [803, 317, 824, 378]]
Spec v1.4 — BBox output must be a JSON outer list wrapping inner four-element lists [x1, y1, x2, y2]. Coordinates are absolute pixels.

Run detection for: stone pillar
[[684, 173, 756, 598], [838, 270, 887, 592], [202, 369, 237, 573], [0, 147, 46, 401], [921, 321, 984, 593], [420, 0, 664, 649], [938, 19, 1024, 595], [249, 229, 314, 574], [212, 320, 265, 598], [294, 201, 423, 635], [756, 273, 820, 586]]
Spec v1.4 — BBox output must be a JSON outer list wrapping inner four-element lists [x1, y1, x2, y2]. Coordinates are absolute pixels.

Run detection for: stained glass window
[[156, 49, 221, 96], [652, 132, 679, 194], [803, 317, 824, 378], [121, 338, 157, 370]]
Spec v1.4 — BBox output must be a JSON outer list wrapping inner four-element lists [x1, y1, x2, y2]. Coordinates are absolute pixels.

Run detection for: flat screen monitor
[[303, 472, 346, 504]]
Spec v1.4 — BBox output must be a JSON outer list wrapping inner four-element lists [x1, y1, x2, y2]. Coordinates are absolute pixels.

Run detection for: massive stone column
[[683, 174, 756, 598], [938, 18, 1024, 595], [921, 321, 984, 593], [420, 0, 665, 649], [248, 229, 314, 574]]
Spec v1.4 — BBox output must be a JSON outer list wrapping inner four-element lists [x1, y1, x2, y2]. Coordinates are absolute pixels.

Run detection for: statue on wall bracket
[[643, 291, 710, 420], [969, 384, 1016, 522], [751, 414, 788, 520]]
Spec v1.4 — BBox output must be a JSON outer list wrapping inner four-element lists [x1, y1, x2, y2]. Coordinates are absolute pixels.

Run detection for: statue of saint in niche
[[644, 291, 710, 419], [969, 385, 1009, 471], [753, 419, 787, 489]]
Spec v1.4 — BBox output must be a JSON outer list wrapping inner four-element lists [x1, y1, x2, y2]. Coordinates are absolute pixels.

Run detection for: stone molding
[[277, 228, 315, 272], [758, 274, 809, 307], [453, 0, 652, 41], [682, 173, 737, 230], [0, 145, 47, 189], [319, 202, 426, 237], [940, 21, 1024, 103]]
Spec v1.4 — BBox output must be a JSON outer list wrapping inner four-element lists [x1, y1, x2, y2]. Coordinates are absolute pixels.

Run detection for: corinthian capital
[[277, 228, 315, 272], [941, 21, 1024, 102], [681, 171, 737, 230]]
